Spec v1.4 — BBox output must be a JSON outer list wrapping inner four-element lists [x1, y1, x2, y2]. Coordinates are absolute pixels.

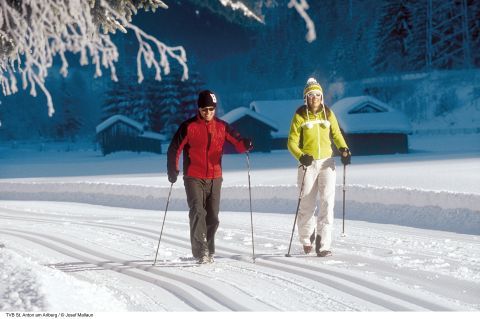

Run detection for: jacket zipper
[[205, 123, 212, 178], [316, 113, 321, 159]]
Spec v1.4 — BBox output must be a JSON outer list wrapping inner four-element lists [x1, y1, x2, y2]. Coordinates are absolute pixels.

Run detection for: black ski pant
[[184, 176, 222, 258]]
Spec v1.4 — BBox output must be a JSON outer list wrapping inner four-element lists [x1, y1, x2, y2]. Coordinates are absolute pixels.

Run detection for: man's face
[[306, 91, 323, 113], [199, 106, 216, 122]]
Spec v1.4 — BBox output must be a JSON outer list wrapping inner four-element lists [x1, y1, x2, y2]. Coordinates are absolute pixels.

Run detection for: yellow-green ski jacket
[[287, 105, 348, 160]]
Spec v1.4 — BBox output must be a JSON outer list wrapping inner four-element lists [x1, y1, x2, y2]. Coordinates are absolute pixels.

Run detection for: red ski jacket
[[167, 114, 247, 179]]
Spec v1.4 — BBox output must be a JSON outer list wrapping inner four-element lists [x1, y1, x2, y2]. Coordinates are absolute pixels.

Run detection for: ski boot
[[303, 230, 316, 254], [315, 234, 332, 257]]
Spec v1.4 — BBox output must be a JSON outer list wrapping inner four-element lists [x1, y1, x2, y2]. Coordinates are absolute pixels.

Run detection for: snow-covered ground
[[0, 133, 479, 312]]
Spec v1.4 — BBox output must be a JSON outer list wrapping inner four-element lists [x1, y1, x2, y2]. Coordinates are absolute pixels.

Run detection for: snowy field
[[0, 133, 479, 312]]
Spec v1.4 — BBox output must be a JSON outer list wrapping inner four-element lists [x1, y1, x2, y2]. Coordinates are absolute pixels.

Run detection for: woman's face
[[306, 91, 323, 113]]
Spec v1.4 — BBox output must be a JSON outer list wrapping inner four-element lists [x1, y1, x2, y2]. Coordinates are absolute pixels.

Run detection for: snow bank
[[0, 246, 127, 312], [0, 181, 478, 235], [0, 246, 45, 311]]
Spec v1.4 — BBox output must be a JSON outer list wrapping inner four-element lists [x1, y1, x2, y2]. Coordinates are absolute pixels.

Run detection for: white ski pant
[[297, 157, 336, 250]]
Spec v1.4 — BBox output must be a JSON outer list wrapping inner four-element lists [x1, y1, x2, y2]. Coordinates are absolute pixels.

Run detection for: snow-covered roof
[[331, 96, 412, 134], [139, 131, 166, 141], [96, 115, 166, 141], [249, 99, 304, 138], [96, 115, 144, 134], [221, 107, 279, 132]]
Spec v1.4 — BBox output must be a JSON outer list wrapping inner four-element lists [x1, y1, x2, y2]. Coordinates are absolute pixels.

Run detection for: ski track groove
[[4, 212, 477, 307], [0, 209, 460, 311], [0, 213, 342, 311], [205, 262, 361, 311], [4, 207, 473, 266], [176, 266, 288, 311], [0, 228, 268, 311], [260, 256, 453, 311], [79, 221, 464, 311], [0, 229, 207, 311], [85, 213, 477, 267], [0, 213, 349, 310]]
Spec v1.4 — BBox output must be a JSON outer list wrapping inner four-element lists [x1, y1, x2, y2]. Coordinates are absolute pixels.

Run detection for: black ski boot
[[315, 234, 332, 257], [310, 230, 316, 246], [315, 235, 321, 255], [318, 250, 332, 257]]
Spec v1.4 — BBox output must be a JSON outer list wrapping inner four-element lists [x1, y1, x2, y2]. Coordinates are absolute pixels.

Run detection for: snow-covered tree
[[102, 57, 205, 139], [471, 1, 480, 67], [54, 77, 83, 140], [150, 75, 179, 136], [425, 0, 479, 70], [178, 68, 205, 120], [0, 0, 317, 121], [0, 0, 188, 117], [102, 71, 147, 126], [374, 0, 479, 73], [373, 0, 415, 73]]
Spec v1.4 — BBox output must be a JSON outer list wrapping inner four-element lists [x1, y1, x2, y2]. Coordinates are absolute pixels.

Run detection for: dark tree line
[[102, 61, 204, 139], [209, 0, 479, 93]]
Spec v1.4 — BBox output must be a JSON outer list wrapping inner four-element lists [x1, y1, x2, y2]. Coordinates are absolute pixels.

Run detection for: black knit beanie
[[197, 90, 217, 108]]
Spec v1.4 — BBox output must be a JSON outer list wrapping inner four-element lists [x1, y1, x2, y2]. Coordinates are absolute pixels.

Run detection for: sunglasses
[[200, 107, 216, 112], [307, 92, 323, 98]]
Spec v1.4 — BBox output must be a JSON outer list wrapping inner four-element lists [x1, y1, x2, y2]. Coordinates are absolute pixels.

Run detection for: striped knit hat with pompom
[[303, 77, 323, 99]]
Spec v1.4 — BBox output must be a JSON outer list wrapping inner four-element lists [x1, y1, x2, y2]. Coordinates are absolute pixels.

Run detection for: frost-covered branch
[[216, 0, 316, 42], [0, 0, 188, 117], [102, 2, 188, 83], [288, 0, 316, 43], [218, 0, 264, 23]]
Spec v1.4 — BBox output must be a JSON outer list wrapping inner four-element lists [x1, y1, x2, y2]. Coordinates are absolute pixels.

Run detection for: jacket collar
[[196, 113, 216, 125]]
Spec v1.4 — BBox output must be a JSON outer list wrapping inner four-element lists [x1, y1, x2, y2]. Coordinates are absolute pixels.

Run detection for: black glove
[[243, 138, 253, 151], [168, 170, 179, 184], [299, 154, 314, 167], [339, 147, 351, 165]]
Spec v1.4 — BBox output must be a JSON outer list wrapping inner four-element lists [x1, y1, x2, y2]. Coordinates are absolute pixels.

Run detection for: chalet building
[[96, 115, 165, 155], [220, 107, 278, 153], [331, 96, 412, 155]]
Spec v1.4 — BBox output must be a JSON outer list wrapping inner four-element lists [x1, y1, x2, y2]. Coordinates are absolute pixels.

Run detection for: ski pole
[[285, 165, 307, 257], [153, 182, 174, 266], [342, 163, 347, 236], [245, 152, 255, 263]]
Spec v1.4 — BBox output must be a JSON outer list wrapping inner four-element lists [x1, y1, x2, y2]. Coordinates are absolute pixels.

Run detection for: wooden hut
[[96, 115, 165, 155], [331, 96, 412, 155], [249, 99, 303, 150], [220, 107, 278, 153]]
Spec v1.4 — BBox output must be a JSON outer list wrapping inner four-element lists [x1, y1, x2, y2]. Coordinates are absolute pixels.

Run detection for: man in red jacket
[[167, 90, 253, 264]]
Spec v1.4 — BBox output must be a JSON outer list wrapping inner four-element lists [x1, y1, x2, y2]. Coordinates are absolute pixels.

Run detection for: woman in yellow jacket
[[287, 78, 351, 257]]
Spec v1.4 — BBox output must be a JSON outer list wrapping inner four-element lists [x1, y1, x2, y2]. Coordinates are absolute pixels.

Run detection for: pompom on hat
[[303, 77, 323, 99], [197, 90, 217, 109]]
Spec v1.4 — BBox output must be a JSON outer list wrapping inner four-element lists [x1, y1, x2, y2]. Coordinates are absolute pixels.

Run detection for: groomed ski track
[[1, 200, 478, 311]]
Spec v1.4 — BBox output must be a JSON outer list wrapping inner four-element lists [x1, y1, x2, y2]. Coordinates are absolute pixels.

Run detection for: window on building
[[349, 103, 387, 114]]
